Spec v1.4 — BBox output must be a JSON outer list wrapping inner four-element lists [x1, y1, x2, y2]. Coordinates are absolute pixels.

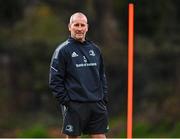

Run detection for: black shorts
[[61, 101, 109, 136]]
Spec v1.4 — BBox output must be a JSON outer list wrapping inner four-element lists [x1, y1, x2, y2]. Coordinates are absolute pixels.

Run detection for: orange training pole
[[127, 1, 134, 138]]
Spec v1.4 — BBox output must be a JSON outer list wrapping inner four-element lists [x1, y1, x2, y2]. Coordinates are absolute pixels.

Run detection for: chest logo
[[72, 52, 78, 57], [89, 50, 95, 56]]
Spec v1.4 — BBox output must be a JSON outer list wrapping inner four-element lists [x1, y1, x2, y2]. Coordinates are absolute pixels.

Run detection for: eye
[[74, 24, 79, 27], [73, 23, 86, 27]]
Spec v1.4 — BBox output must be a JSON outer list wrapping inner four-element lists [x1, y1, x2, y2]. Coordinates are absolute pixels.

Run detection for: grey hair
[[69, 12, 88, 24]]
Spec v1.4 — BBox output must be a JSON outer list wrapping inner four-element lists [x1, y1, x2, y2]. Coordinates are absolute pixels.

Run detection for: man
[[49, 12, 109, 138]]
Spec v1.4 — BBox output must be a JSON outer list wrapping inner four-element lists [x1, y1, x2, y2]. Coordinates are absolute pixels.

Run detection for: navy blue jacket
[[49, 37, 108, 105]]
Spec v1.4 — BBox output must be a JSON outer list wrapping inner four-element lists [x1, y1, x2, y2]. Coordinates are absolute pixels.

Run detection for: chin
[[75, 36, 84, 41]]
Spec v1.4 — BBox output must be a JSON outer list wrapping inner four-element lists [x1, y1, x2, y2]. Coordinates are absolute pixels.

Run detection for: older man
[[49, 12, 109, 138]]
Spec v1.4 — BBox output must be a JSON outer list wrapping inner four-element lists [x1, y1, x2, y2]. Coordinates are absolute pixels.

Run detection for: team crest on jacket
[[89, 50, 95, 56]]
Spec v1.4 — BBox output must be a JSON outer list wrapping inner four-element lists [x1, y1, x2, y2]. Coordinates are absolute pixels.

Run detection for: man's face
[[68, 16, 88, 42]]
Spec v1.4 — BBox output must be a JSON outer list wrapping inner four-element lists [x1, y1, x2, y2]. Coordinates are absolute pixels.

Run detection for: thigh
[[83, 101, 109, 134], [62, 102, 89, 136]]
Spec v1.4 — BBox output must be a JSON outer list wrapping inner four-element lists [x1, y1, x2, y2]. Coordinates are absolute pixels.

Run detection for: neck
[[72, 36, 85, 43]]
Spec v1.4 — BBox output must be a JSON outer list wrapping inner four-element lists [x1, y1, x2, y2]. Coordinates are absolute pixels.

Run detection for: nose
[[77, 26, 83, 31], [78, 25, 83, 28]]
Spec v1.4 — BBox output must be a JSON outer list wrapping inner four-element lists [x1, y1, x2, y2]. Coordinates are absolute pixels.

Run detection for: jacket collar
[[68, 36, 88, 45]]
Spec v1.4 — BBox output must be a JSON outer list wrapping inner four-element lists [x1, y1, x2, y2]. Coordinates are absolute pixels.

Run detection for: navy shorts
[[61, 101, 109, 136]]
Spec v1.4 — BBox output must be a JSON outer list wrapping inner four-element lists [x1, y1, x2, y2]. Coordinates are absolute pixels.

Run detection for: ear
[[86, 24, 89, 32], [68, 23, 71, 31]]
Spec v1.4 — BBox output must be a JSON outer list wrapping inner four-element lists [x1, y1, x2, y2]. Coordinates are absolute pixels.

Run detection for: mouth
[[76, 31, 84, 34], [76, 33, 84, 36]]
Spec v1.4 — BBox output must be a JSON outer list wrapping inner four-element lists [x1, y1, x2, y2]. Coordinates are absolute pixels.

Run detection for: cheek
[[71, 28, 76, 33], [85, 27, 88, 32], [83, 27, 88, 32]]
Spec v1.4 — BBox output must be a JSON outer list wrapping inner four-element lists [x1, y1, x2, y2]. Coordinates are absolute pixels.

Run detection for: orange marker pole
[[127, 1, 134, 138]]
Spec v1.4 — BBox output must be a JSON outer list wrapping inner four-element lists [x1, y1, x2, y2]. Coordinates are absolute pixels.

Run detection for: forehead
[[70, 15, 87, 24]]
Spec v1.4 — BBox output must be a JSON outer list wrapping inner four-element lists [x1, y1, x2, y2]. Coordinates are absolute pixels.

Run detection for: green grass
[[107, 116, 126, 138], [16, 124, 49, 138], [107, 116, 180, 138]]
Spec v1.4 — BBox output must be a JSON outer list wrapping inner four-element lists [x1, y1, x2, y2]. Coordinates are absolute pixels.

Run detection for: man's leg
[[90, 134, 106, 139], [62, 102, 89, 138], [62, 103, 81, 137], [86, 102, 108, 138]]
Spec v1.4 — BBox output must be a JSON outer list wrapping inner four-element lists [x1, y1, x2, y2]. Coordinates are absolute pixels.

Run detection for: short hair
[[69, 12, 88, 24]]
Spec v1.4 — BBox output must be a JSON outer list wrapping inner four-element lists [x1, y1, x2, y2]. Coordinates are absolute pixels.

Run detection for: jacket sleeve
[[99, 54, 108, 104], [49, 49, 70, 105]]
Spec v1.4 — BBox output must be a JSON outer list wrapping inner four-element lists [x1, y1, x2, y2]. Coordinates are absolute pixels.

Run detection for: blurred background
[[0, 0, 180, 138]]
